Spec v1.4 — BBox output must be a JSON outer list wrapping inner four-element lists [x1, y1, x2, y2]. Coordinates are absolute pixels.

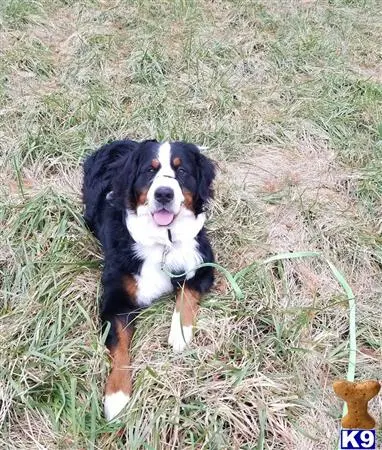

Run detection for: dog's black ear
[[110, 149, 140, 210], [195, 151, 216, 212]]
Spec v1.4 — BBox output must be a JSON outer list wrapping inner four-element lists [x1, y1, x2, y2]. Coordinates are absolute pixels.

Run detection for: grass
[[1, 0, 382, 448]]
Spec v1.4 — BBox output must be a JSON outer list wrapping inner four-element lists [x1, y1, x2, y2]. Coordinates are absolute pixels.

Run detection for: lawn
[[1, 0, 382, 448]]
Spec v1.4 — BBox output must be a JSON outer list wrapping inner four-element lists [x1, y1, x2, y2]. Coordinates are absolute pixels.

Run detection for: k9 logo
[[340, 429, 376, 449]]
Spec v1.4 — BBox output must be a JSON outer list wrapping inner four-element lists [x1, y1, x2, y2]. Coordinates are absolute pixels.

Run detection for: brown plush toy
[[333, 380, 381, 429]]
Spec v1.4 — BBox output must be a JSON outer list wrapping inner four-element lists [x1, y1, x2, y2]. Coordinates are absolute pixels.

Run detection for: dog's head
[[111, 140, 215, 226]]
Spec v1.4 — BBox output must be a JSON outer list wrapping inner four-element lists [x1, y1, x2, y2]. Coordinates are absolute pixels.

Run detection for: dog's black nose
[[154, 187, 174, 204]]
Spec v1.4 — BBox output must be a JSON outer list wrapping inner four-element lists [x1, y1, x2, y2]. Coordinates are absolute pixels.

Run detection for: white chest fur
[[133, 238, 203, 306], [126, 207, 205, 307]]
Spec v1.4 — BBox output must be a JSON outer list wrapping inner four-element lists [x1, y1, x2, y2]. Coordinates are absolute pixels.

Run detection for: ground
[[1, 0, 382, 448]]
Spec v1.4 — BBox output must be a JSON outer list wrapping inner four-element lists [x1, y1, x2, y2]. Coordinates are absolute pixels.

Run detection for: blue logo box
[[340, 429, 376, 449]]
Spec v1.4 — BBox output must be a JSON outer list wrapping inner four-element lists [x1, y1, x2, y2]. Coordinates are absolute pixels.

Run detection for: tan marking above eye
[[173, 157, 181, 168], [151, 159, 160, 169]]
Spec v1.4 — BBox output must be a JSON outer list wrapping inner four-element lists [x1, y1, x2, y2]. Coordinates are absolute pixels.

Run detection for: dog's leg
[[101, 272, 138, 421], [168, 286, 201, 353], [103, 316, 134, 421]]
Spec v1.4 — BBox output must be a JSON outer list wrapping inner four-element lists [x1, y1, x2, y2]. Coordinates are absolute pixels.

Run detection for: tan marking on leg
[[168, 287, 201, 352], [175, 287, 200, 326], [105, 320, 133, 397]]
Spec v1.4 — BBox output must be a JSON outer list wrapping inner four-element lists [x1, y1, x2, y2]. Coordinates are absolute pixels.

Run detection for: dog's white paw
[[104, 391, 130, 421], [168, 310, 193, 353]]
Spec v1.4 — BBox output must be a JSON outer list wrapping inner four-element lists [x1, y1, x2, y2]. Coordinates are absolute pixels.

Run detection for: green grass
[[1, 0, 382, 448]]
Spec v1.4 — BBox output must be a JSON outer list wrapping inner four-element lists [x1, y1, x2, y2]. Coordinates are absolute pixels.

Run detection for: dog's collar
[[160, 229, 173, 269], [160, 244, 170, 270]]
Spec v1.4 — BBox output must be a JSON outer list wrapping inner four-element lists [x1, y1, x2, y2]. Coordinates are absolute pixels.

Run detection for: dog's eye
[[177, 168, 186, 175], [148, 168, 156, 173]]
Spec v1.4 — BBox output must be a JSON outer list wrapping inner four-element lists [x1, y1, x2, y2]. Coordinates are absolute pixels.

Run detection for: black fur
[[83, 139, 215, 349]]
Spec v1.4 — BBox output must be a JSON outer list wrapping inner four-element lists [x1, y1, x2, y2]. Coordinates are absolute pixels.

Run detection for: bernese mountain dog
[[82, 139, 216, 421]]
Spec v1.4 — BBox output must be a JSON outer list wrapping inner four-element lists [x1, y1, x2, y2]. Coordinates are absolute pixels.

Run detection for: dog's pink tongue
[[153, 210, 174, 226]]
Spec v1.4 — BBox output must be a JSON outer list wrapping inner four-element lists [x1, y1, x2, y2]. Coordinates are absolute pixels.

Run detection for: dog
[[82, 139, 216, 421]]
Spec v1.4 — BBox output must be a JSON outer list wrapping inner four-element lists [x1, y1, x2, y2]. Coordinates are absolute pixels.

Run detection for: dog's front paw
[[168, 310, 193, 353], [104, 391, 130, 421]]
